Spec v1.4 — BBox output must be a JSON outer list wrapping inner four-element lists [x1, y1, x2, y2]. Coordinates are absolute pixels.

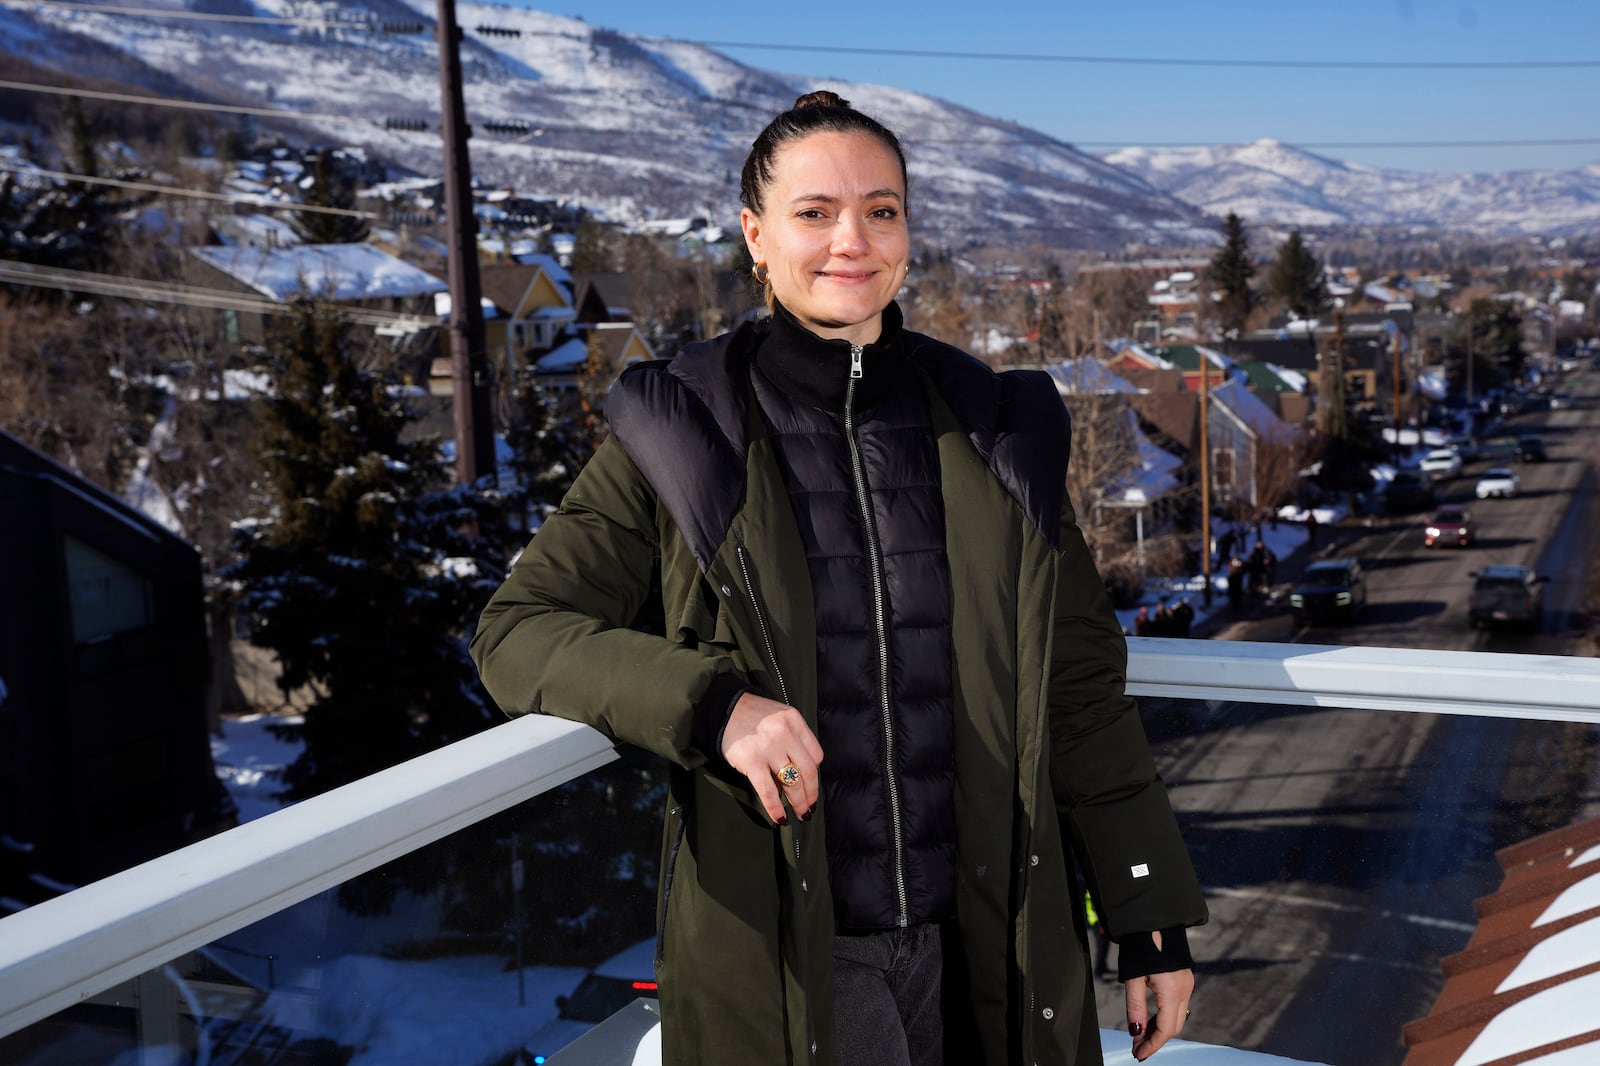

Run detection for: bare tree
[[1250, 428, 1308, 526], [1061, 393, 1145, 595], [905, 251, 978, 355], [1066, 267, 1152, 354]]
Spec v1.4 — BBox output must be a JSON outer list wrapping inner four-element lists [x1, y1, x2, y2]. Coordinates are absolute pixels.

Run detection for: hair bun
[[793, 90, 851, 111]]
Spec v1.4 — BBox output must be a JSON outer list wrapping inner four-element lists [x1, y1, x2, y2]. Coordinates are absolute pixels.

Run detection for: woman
[[472, 91, 1207, 1066]]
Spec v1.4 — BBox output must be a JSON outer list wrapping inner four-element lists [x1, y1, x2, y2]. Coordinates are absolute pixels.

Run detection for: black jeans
[[833, 922, 944, 1066]]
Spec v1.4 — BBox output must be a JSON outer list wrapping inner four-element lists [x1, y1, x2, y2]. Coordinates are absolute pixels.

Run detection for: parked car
[[1468, 564, 1547, 632], [526, 939, 658, 1063], [1547, 392, 1575, 410], [1423, 506, 1475, 548], [1475, 468, 1520, 499], [1383, 470, 1437, 514], [1417, 448, 1463, 480], [1514, 434, 1548, 462], [1290, 558, 1368, 626], [1445, 433, 1481, 461]]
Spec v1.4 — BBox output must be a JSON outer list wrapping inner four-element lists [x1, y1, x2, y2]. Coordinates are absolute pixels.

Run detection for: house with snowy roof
[[472, 255, 578, 373], [1141, 344, 1236, 394], [572, 273, 634, 324], [1243, 309, 1414, 405], [1204, 377, 1303, 516], [187, 242, 446, 346], [528, 323, 655, 394], [1147, 270, 1203, 339], [1045, 357, 1188, 558], [1127, 368, 1303, 522]]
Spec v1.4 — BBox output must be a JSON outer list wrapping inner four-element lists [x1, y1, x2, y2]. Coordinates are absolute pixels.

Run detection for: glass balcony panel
[[1088, 693, 1595, 1066], [0, 753, 667, 1066]]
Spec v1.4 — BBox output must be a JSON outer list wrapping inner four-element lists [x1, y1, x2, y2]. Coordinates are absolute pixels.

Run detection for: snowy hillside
[[3, 0, 1218, 249], [1103, 139, 1600, 235]]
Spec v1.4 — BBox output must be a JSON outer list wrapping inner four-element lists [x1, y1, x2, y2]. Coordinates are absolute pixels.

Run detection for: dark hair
[[739, 90, 910, 218]]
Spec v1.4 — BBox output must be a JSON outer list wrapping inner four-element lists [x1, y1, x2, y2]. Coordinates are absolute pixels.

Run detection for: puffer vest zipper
[[750, 339, 958, 932]]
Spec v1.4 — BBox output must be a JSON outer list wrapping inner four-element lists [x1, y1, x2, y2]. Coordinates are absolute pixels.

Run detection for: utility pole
[[1391, 326, 1403, 464], [437, 0, 495, 485], [1198, 352, 1212, 607], [1466, 320, 1475, 406]]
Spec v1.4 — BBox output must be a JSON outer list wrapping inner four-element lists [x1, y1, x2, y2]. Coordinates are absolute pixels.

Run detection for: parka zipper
[[735, 541, 790, 709], [843, 342, 909, 927]]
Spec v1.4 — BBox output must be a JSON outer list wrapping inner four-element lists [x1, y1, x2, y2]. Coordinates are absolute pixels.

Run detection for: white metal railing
[[2, 640, 1598, 1042], [0, 713, 616, 1038], [1125, 637, 1600, 724]]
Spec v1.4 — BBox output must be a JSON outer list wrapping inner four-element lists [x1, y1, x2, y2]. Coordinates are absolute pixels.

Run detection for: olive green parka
[[471, 323, 1206, 1066]]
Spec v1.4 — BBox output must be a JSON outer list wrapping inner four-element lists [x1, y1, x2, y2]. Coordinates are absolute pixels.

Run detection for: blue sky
[[511, 0, 1599, 174]]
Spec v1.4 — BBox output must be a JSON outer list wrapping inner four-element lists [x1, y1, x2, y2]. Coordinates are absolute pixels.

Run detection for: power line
[[0, 258, 441, 329], [0, 160, 379, 219], [0, 77, 379, 127], [6, 0, 422, 33], [13, 1, 1598, 70], [686, 38, 1600, 70], [918, 136, 1600, 150]]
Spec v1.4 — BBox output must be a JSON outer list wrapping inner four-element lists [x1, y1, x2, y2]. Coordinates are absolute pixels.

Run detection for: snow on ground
[[208, 714, 588, 1065], [211, 712, 303, 824], [1112, 506, 1340, 637]]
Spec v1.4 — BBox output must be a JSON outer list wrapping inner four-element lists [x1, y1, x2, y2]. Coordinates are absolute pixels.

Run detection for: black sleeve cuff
[[691, 672, 749, 764], [1116, 926, 1193, 982]]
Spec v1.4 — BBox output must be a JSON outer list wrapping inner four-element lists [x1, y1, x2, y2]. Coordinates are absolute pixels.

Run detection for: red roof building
[[1402, 817, 1600, 1066]]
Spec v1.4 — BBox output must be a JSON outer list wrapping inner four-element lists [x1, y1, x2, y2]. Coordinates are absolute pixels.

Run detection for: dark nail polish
[[800, 809, 812, 822], [776, 816, 788, 827], [1129, 1021, 1144, 1038]]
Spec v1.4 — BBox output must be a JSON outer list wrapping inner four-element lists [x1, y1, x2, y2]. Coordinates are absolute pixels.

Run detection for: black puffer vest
[[751, 303, 957, 931]]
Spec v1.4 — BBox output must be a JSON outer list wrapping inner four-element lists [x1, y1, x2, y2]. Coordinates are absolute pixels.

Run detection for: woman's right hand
[[720, 692, 823, 825]]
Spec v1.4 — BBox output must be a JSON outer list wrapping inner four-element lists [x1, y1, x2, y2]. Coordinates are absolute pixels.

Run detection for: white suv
[[1418, 448, 1463, 480], [1475, 467, 1520, 499]]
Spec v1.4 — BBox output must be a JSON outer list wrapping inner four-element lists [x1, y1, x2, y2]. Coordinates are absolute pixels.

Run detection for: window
[[65, 537, 153, 645]]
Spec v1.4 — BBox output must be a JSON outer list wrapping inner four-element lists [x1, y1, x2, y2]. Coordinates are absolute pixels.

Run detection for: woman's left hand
[[720, 691, 824, 825], [1125, 936, 1193, 1061]]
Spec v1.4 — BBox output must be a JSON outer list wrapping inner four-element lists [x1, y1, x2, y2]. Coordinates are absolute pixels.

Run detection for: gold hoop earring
[[752, 262, 770, 285]]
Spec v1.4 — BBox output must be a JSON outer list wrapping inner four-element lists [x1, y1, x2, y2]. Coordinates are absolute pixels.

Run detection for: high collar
[[754, 300, 908, 412]]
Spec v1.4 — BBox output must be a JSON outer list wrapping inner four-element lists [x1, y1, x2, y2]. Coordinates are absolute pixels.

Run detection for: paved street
[[1094, 367, 1600, 1064]]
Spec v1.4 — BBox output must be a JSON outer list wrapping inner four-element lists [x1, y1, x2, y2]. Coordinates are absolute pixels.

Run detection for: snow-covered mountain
[[1103, 139, 1600, 236], [1, 0, 1219, 250]]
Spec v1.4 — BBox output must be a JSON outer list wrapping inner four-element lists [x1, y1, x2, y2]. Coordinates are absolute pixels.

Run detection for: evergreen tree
[[290, 148, 370, 245], [1210, 212, 1256, 339], [226, 304, 510, 802], [566, 218, 615, 274], [1266, 229, 1328, 320], [1445, 298, 1525, 395], [503, 373, 595, 531], [1, 98, 152, 275]]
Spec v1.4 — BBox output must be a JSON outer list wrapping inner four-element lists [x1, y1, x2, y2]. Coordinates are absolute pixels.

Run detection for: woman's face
[[741, 130, 910, 347]]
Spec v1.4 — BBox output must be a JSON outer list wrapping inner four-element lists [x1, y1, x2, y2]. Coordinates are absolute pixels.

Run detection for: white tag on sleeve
[[1131, 863, 1150, 879]]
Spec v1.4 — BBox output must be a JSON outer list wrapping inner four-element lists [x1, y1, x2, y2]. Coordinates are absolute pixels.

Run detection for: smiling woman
[[472, 90, 1207, 1066], [738, 92, 911, 345]]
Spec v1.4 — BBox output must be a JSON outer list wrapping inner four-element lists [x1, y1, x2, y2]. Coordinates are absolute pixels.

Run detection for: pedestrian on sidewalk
[[1216, 526, 1237, 569], [1305, 510, 1320, 548], [1154, 598, 1176, 636], [1171, 597, 1195, 638]]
